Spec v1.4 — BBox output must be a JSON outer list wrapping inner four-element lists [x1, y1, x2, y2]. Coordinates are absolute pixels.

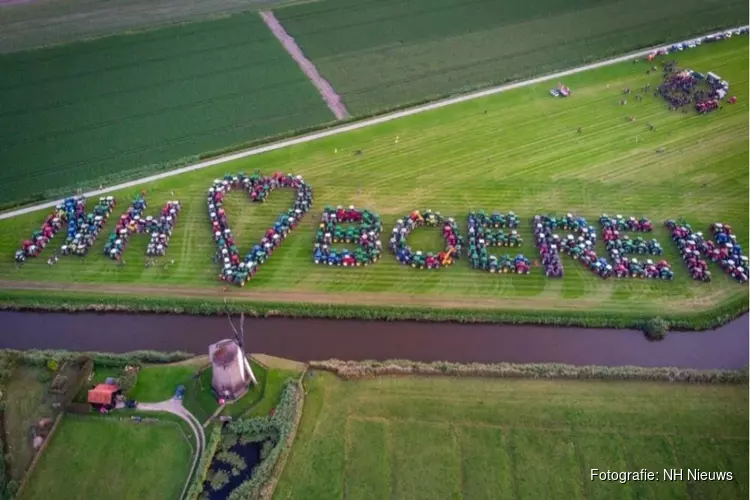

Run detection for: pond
[[202, 436, 274, 500]]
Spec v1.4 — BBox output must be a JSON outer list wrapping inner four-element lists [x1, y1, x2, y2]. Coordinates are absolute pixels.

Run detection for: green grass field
[[3, 366, 53, 481], [0, 39, 747, 317], [0, 12, 333, 206], [20, 414, 192, 500], [275, 0, 748, 114], [273, 372, 749, 500], [0, 0, 299, 53]]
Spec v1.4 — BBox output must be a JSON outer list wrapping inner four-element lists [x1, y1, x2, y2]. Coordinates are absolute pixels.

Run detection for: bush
[[643, 317, 669, 340], [118, 370, 137, 394], [310, 359, 749, 384], [5, 480, 16, 497], [46, 360, 58, 372], [0, 349, 194, 369], [216, 450, 247, 476], [37, 370, 53, 383], [209, 469, 230, 491], [226, 381, 303, 500]]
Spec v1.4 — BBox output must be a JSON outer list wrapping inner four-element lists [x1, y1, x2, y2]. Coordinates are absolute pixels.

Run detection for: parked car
[[125, 399, 138, 409], [174, 385, 185, 400]]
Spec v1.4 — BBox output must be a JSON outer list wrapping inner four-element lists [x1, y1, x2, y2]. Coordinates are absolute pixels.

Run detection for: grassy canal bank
[[0, 288, 746, 333]]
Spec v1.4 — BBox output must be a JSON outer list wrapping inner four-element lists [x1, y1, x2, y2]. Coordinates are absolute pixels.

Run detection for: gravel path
[[0, 25, 745, 222], [138, 399, 206, 500]]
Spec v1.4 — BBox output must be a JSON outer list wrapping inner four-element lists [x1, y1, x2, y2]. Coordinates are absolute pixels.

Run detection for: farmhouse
[[87, 383, 121, 410]]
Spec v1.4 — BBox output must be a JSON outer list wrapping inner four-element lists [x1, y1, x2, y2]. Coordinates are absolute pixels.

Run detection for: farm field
[[20, 414, 192, 500], [0, 38, 747, 317], [274, 372, 749, 500], [275, 0, 749, 114], [0, 0, 299, 53], [0, 11, 333, 207]]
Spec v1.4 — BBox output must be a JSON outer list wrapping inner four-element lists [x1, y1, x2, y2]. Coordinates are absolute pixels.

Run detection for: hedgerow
[[186, 425, 222, 500], [225, 380, 302, 500], [310, 359, 748, 384], [0, 348, 193, 368]]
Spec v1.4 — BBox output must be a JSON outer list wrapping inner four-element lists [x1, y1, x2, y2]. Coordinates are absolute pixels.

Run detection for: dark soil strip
[[259, 10, 350, 120]]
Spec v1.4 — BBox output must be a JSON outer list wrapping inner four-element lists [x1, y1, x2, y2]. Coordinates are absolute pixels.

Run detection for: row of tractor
[[532, 216, 565, 277], [146, 201, 181, 256], [468, 210, 520, 229], [606, 236, 664, 257], [208, 172, 312, 286], [389, 210, 462, 269], [707, 223, 747, 283], [313, 206, 383, 266], [665, 220, 712, 281], [59, 197, 116, 257], [15, 196, 116, 263], [538, 213, 597, 238], [468, 212, 529, 273], [104, 196, 148, 260], [600, 214, 653, 232]]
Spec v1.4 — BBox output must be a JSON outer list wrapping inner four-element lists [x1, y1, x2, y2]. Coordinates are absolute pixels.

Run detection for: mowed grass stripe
[[622, 436, 688, 499], [344, 418, 391, 500], [457, 424, 513, 500], [0, 40, 746, 313], [390, 421, 461, 500], [276, 374, 749, 500], [671, 436, 748, 499]]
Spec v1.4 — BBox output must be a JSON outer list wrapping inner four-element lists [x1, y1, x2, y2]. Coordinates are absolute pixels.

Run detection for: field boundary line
[[259, 10, 350, 120], [347, 415, 749, 441], [0, 24, 746, 221]]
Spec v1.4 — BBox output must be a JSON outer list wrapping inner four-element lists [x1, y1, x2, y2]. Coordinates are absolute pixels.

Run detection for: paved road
[[0, 25, 745, 221], [138, 399, 206, 500]]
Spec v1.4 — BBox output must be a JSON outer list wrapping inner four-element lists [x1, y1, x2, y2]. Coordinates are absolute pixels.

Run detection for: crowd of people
[[656, 63, 729, 114]]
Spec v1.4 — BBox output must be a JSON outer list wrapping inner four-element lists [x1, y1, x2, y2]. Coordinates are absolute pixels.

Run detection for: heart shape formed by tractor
[[207, 172, 313, 287]]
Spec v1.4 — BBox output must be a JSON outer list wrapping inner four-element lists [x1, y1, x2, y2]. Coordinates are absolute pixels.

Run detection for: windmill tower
[[208, 311, 258, 400]]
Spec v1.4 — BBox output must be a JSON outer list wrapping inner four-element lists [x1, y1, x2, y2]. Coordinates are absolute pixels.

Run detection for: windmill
[[208, 305, 258, 400], [225, 310, 258, 386]]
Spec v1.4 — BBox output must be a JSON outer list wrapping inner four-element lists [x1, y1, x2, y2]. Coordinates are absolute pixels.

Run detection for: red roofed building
[[87, 383, 121, 410]]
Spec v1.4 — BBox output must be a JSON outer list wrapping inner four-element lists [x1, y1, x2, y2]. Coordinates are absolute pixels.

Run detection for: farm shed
[[87, 383, 121, 410]]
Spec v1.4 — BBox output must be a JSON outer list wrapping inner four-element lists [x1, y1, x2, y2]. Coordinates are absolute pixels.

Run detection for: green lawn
[[3, 366, 54, 481], [182, 366, 219, 424], [0, 12, 333, 206], [20, 414, 192, 500], [275, 0, 747, 114], [128, 364, 197, 402], [273, 372, 749, 499], [244, 367, 301, 418], [0, 38, 747, 316]]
